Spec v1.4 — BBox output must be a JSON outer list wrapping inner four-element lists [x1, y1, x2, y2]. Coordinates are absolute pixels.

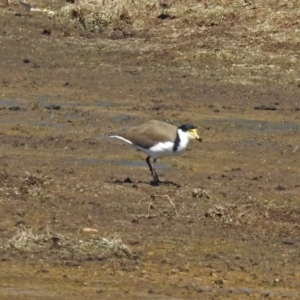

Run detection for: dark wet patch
[[158, 13, 172, 20], [95, 100, 115, 107], [0, 287, 58, 298], [9, 106, 26, 111], [202, 117, 299, 133], [41, 29, 52, 35], [35, 95, 56, 102], [0, 99, 22, 107]]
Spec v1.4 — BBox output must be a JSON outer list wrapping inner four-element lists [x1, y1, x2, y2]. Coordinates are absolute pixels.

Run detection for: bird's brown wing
[[115, 120, 177, 149]]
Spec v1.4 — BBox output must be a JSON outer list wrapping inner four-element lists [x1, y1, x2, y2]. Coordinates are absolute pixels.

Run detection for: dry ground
[[0, 0, 300, 299]]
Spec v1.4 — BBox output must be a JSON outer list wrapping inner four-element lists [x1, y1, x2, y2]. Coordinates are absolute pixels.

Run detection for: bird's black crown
[[178, 123, 196, 132]]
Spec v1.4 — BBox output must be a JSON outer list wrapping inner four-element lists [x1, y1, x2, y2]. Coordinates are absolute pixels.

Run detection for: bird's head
[[178, 124, 202, 142]]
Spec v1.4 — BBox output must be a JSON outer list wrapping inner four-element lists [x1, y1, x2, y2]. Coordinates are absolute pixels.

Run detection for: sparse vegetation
[[56, 0, 300, 33], [2, 227, 131, 259], [57, 0, 154, 31], [52, 0, 300, 86], [205, 203, 254, 224]]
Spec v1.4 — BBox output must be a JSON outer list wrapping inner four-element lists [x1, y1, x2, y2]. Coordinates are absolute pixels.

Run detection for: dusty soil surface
[[0, 3, 300, 299]]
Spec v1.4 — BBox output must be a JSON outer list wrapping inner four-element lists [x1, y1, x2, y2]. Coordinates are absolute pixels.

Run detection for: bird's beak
[[189, 129, 202, 142]]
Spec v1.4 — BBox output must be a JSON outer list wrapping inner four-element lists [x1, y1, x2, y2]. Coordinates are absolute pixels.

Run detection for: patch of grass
[[54, 0, 299, 85], [2, 227, 46, 251], [15, 172, 53, 201], [0, 171, 53, 202], [1, 227, 131, 259], [57, 0, 154, 31], [205, 203, 254, 224]]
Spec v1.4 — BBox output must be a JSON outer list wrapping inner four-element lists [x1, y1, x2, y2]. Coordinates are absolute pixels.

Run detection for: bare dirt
[[0, 2, 300, 299]]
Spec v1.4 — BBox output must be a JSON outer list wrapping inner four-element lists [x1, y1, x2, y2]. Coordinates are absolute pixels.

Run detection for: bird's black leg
[[146, 156, 159, 183], [152, 158, 159, 182], [146, 156, 153, 174]]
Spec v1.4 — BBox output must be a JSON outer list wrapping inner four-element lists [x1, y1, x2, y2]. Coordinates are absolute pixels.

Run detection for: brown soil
[[0, 2, 300, 299]]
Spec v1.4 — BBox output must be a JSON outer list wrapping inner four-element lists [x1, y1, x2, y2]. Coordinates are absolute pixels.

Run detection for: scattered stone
[[32, 63, 40, 68], [9, 106, 20, 111], [254, 105, 277, 111], [46, 104, 61, 110], [51, 236, 61, 248], [42, 29, 52, 35], [110, 30, 124, 40], [261, 291, 272, 298], [124, 177, 133, 183], [214, 279, 223, 286], [273, 278, 281, 286], [15, 219, 25, 226], [282, 240, 294, 245], [37, 268, 50, 274], [231, 167, 241, 171], [82, 228, 98, 233], [65, 261, 80, 267], [192, 188, 210, 199], [242, 287, 251, 294], [197, 286, 213, 293], [23, 58, 30, 63], [158, 13, 171, 20], [275, 185, 285, 191]]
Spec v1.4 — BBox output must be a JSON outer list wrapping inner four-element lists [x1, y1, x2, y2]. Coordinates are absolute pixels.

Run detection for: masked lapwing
[[108, 120, 201, 183]]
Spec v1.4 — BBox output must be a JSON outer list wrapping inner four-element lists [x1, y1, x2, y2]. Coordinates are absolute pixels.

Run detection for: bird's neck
[[173, 129, 190, 152]]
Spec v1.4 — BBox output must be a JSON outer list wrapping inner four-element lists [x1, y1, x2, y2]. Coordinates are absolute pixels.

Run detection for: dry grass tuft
[[57, 0, 155, 31], [2, 227, 131, 259], [3, 227, 46, 251], [16, 172, 53, 200], [205, 204, 254, 224], [56, 0, 300, 32]]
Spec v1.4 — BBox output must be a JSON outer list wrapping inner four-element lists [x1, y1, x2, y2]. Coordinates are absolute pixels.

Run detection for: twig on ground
[[292, 145, 299, 153], [149, 194, 179, 217], [147, 201, 164, 217]]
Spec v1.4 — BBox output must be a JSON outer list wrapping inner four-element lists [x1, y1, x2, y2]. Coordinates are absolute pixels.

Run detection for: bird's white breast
[[136, 129, 190, 159]]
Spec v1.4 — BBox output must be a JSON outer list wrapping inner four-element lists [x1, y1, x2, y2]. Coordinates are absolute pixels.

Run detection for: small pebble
[[46, 104, 61, 110], [82, 228, 98, 233]]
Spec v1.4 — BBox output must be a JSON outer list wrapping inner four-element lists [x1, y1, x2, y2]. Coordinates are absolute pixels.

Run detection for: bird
[[108, 120, 201, 183]]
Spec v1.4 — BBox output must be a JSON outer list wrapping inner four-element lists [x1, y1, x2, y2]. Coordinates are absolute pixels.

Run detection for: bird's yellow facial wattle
[[188, 129, 202, 142]]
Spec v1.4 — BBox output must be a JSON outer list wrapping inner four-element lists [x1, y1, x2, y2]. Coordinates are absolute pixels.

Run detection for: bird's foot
[[150, 178, 180, 187], [150, 179, 160, 186]]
